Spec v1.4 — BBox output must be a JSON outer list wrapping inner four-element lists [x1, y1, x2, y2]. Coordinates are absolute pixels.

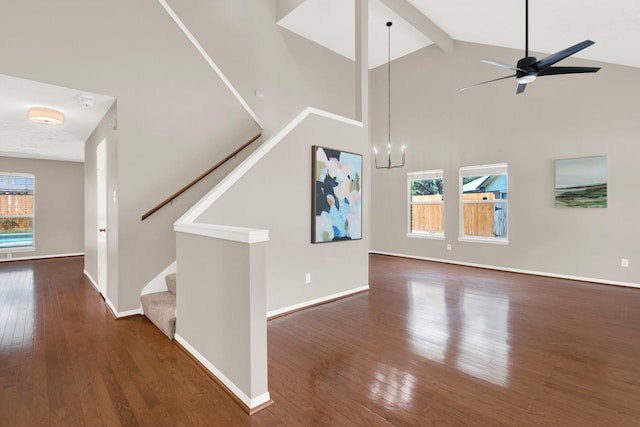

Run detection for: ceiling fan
[[461, 0, 600, 94]]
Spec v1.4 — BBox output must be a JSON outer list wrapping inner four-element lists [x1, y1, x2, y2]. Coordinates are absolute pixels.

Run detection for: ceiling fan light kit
[[461, 0, 600, 94]]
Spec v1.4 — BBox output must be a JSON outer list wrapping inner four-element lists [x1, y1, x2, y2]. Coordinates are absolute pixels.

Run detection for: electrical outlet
[[305, 273, 311, 284], [621, 258, 629, 268], [7, 253, 12, 259], [447, 244, 452, 251]]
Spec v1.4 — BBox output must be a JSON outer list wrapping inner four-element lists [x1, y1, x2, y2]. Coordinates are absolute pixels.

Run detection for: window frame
[[407, 169, 445, 240], [458, 164, 508, 245], [0, 172, 35, 252]]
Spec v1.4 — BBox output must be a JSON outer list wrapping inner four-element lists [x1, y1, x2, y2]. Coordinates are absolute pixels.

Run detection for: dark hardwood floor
[[1, 255, 640, 426]]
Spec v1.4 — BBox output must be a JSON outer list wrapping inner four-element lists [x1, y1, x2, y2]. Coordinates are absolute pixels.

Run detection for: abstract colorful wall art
[[555, 155, 607, 208], [312, 146, 362, 243]]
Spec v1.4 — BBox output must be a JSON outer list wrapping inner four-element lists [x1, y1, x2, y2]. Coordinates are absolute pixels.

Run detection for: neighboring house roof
[[462, 175, 507, 193]]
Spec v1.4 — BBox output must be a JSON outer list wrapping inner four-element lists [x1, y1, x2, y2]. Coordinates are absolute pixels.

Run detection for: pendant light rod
[[525, 0, 529, 57], [388, 21, 391, 152], [374, 21, 405, 170]]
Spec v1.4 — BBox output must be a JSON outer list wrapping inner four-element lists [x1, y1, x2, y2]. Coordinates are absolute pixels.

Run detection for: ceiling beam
[[355, 0, 369, 124], [379, 0, 454, 53]]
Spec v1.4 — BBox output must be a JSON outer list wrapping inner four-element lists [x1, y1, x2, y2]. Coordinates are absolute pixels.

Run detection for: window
[[0, 173, 35, 250], [459, 164, 508, 243], [407, 170, 444, 239]]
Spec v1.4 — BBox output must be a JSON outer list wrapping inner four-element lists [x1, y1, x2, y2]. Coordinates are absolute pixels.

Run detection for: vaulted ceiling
[[2, 0, 639, 162], [278, 0, 640, 70]]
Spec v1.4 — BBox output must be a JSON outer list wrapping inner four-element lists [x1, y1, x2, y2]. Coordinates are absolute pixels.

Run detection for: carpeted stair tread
[[141, 274, 177, 339]]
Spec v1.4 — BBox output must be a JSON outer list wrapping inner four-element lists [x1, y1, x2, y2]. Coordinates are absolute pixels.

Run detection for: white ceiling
[[278, 0, 640, 70], [278, 0, 433, 69], [3, 1, 638, 163], [0, 74, 115, 162]]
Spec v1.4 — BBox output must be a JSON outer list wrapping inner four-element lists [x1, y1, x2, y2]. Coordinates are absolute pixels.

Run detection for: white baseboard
[[370, 250, 640, 289], [266, 285, 370, 319], [84, 269, 142, 318], [174, 333, 271, 409], [114, 306, 142, 318], [0, 252, 84, 263], [103, 297, 141, 318], [84, 269, 99, 292]]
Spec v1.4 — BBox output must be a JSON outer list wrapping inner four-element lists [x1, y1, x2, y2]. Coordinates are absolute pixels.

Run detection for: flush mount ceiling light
[[28, 107, 64, 125]]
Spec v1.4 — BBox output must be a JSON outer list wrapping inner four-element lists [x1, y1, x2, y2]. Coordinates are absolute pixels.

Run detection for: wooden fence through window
[[411, 195, 444, 233], [411, 193, 505, 237], [463, 192, 497, 237], [0, 195, 34, 232]]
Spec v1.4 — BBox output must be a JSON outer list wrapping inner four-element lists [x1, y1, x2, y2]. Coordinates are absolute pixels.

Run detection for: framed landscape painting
[[554, 156, 607, 208], [312, 146, 362, 243]]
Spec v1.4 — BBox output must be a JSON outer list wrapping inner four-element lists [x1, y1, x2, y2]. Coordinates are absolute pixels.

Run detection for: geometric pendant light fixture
[[374, 21, 405, 169], [28, 107, 64, 125]]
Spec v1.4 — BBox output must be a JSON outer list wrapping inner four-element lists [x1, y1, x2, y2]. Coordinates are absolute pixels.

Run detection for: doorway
[[96, 138, 108, 297]]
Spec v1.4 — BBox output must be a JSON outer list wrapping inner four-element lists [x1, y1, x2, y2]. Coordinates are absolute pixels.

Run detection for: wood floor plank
[[1, 255, 640, 426]]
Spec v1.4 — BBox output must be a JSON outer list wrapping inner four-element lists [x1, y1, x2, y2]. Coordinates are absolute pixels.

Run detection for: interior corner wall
[[196, 114, 369, 313], [165, 0, 356, 136], [0, 157, 84, 260], [84, 102, 119, 303], [2, 0, 357, 312], [1, 0, 263, 312], [370, 41, 640, 285]]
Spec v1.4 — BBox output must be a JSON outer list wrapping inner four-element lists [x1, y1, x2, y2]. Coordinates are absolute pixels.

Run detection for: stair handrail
[[141, 132, 262, 221]]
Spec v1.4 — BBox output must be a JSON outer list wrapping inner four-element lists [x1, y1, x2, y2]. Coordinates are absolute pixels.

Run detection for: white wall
[[0, 157, 84, 260], [370, 41, 640, 285], [0, 0, 356, 312], [196, 113, 369, 313], [166, 0, 356, 136]]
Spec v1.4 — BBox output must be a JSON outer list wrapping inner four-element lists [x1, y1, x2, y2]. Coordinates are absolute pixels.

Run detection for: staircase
[[141, 273, 177, 339]]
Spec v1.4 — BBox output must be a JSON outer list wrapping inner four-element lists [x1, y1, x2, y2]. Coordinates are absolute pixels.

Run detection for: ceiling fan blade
[[482, 59, 527, 73], [538, 66, 600, 76], [460, 74, 516, 91], [536, 40, 595, 72], [516, 83, 527, 94]]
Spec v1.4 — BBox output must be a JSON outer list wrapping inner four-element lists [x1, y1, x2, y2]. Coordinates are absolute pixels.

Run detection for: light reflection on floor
[[407, 280, 511, 387], [407, 283, 449, 364], [369, 362, 417, 410], [0, 265, 35, 351], [457, 291, 510, 387]]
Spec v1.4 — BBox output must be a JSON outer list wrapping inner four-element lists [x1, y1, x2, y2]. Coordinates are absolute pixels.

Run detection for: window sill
[[407, 233, 445, 241], [457, 236, 509, 245]]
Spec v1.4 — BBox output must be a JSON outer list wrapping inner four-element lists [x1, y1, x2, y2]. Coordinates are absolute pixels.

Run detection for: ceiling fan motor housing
[[460, 0, 599, 94], [517, 56, 538, 78]]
